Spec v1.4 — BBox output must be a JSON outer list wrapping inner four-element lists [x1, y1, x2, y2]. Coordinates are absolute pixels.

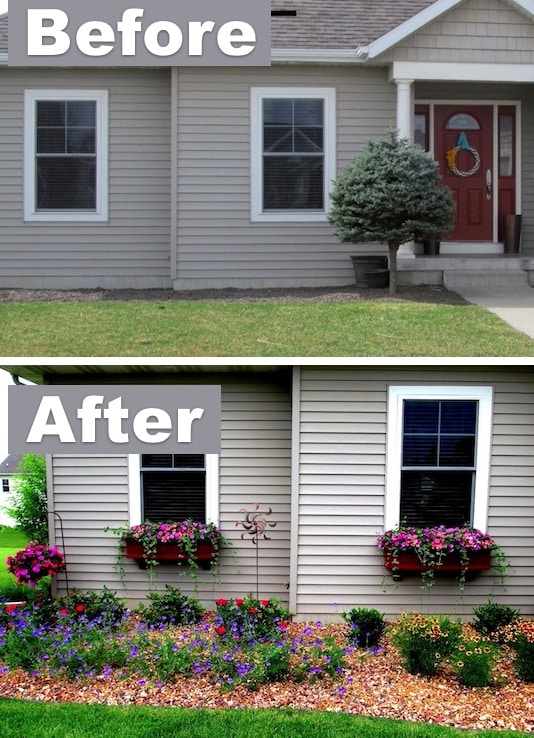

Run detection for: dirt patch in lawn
[[0, 285, 470, 305]]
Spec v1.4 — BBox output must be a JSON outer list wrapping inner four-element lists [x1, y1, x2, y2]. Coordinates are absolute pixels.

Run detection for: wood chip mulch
[[0, 624, 532, 733]]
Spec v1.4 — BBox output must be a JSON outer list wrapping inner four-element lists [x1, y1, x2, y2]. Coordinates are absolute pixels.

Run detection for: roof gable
[[0, 454, 23, 476], [365, 0, 534, 58]]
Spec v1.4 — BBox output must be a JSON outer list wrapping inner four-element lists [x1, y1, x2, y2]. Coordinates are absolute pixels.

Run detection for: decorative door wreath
[[446, 131, 481, 177]]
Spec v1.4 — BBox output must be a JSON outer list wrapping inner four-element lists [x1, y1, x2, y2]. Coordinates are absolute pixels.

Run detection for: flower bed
[[0, 614, 532, 732]]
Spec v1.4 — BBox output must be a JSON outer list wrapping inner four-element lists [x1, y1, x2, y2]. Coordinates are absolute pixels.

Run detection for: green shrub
[[452, 636, 498, 687], [6, 455, 48, 543], [341, 607, 386, 648], [391, 612, 462, 676], [56, 587, 127, 629], [472, 602, 519, 643], [214, 595, 290, 643], [503, 620, 534, 682], [135, 585, 204, 628]]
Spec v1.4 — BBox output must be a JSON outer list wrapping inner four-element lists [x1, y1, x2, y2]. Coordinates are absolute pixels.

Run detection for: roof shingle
[[0, 2, 436, 55], [271, 0, 435, 49]]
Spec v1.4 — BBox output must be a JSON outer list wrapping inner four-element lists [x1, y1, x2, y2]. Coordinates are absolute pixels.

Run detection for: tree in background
[[7, 454, 48, 543], [328, 130, 455, 294]]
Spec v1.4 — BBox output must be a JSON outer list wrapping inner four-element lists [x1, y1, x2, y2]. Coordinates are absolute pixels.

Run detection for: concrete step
[[444, 269, 530, 291]]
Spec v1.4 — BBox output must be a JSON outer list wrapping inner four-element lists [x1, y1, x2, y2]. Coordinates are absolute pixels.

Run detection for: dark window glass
[[400, 400, 477, 527], [400, 471, 474, 528], [141, 454, 206, 523], [262, 98, 324, 210], [35, 100, 97, 210]]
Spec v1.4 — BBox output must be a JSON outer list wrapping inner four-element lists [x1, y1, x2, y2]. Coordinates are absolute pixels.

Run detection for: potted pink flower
[[377, 524, 507, 589], [109, 519, 227, 575], [7, 542, 66, 586]]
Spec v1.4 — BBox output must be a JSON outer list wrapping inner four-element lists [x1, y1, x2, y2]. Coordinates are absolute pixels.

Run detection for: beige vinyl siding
[[378, 0, 534, 64], [295, 366, 534, 620], [49, 374, 292, 607], [174, 65, 394, 289], [0, 67, 171, 289]]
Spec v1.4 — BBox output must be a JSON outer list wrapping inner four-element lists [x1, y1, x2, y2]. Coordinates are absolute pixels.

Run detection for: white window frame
[[127, 454, 220, 527], [385, 385, 493, 532], [24, 89, 109, 222], [250, 87, 336, 223]]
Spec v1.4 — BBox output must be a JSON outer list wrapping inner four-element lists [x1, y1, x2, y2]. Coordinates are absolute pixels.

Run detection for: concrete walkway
[[453, 284, 534, 339]]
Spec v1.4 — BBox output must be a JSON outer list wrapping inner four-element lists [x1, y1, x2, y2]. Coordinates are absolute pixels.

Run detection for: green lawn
[[0, 300, 532, 356], [0, 527, 27, 590], [0, 701, 529, 738]]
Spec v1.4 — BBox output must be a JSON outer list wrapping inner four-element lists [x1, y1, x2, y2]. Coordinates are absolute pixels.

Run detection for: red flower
[[59, 608, 69, 616], [216, 598, 228, 607], [235, 598, 244, 606], [216, 625, 226, 635], [279, 621, 288, 630], [248, 607, 258, 615], [4, 604, 18, 614], [260, 600, 270, 607], [75, 604, 85, 613]]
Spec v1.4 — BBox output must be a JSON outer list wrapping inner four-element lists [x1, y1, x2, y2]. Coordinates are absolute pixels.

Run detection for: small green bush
[[391, 612, 462, 676], [341, 607, 386, 648], [503, 621, 534, 682], [452, 636, 498, 687], [214, 595, 290, 643], [135, 585, 204, 628], [56, 587, 127, 629], [472, 602, 519, 643]]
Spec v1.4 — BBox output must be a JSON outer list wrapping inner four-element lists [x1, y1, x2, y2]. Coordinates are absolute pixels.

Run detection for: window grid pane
[[400, 400, 478, 527], [35, 100, 97, 211], [141, 454, 206, 524], [263, 97, 324, 211]]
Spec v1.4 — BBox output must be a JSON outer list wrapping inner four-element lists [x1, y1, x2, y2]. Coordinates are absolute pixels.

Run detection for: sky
[[0, 2, 6, 16]]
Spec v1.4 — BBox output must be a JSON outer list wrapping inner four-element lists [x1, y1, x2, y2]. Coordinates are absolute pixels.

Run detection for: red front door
[[434, 105, 493, 241]]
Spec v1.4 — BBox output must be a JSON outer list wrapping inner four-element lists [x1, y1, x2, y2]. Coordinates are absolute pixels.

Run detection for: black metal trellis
[[48, 509, 70, 594]]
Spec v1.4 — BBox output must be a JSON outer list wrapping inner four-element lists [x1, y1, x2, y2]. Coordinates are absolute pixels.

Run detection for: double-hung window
[[128, 454, 219, 526], [251, 87, 336, 222], [24, 90, 108, 221], [385, 386, 493, 531]]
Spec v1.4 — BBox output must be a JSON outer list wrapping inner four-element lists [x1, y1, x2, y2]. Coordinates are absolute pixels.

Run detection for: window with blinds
[[25, 89, 108, 222], [36, 100, 97, 210], [141, 454, 206, 523], [399, 400, 478, 528], [262, 97, 324, 211]]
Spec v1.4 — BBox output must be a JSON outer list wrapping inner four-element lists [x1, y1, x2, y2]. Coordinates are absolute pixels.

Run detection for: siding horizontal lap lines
[[50, 376, 292, 607], [175, 65, 394, 289], [378, 0, 534, 63], [0, 67, 172, 288], [296, 368, 534, 619]]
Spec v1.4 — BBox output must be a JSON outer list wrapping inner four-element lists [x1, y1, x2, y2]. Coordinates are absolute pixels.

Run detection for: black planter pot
[[350, 255, 388, 286], [422, 239, 440, 255]]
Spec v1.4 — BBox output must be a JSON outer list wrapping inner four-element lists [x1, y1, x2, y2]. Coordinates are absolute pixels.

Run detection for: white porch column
[[395, 79, 414, 142], [395, 79, 416, 258]]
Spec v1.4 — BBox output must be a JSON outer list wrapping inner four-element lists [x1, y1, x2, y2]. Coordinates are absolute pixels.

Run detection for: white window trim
[[24, 89, 109, 222], [250, 86, 336, 223], [385, 385, 493, 532], [127, 454, 220, 527]]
